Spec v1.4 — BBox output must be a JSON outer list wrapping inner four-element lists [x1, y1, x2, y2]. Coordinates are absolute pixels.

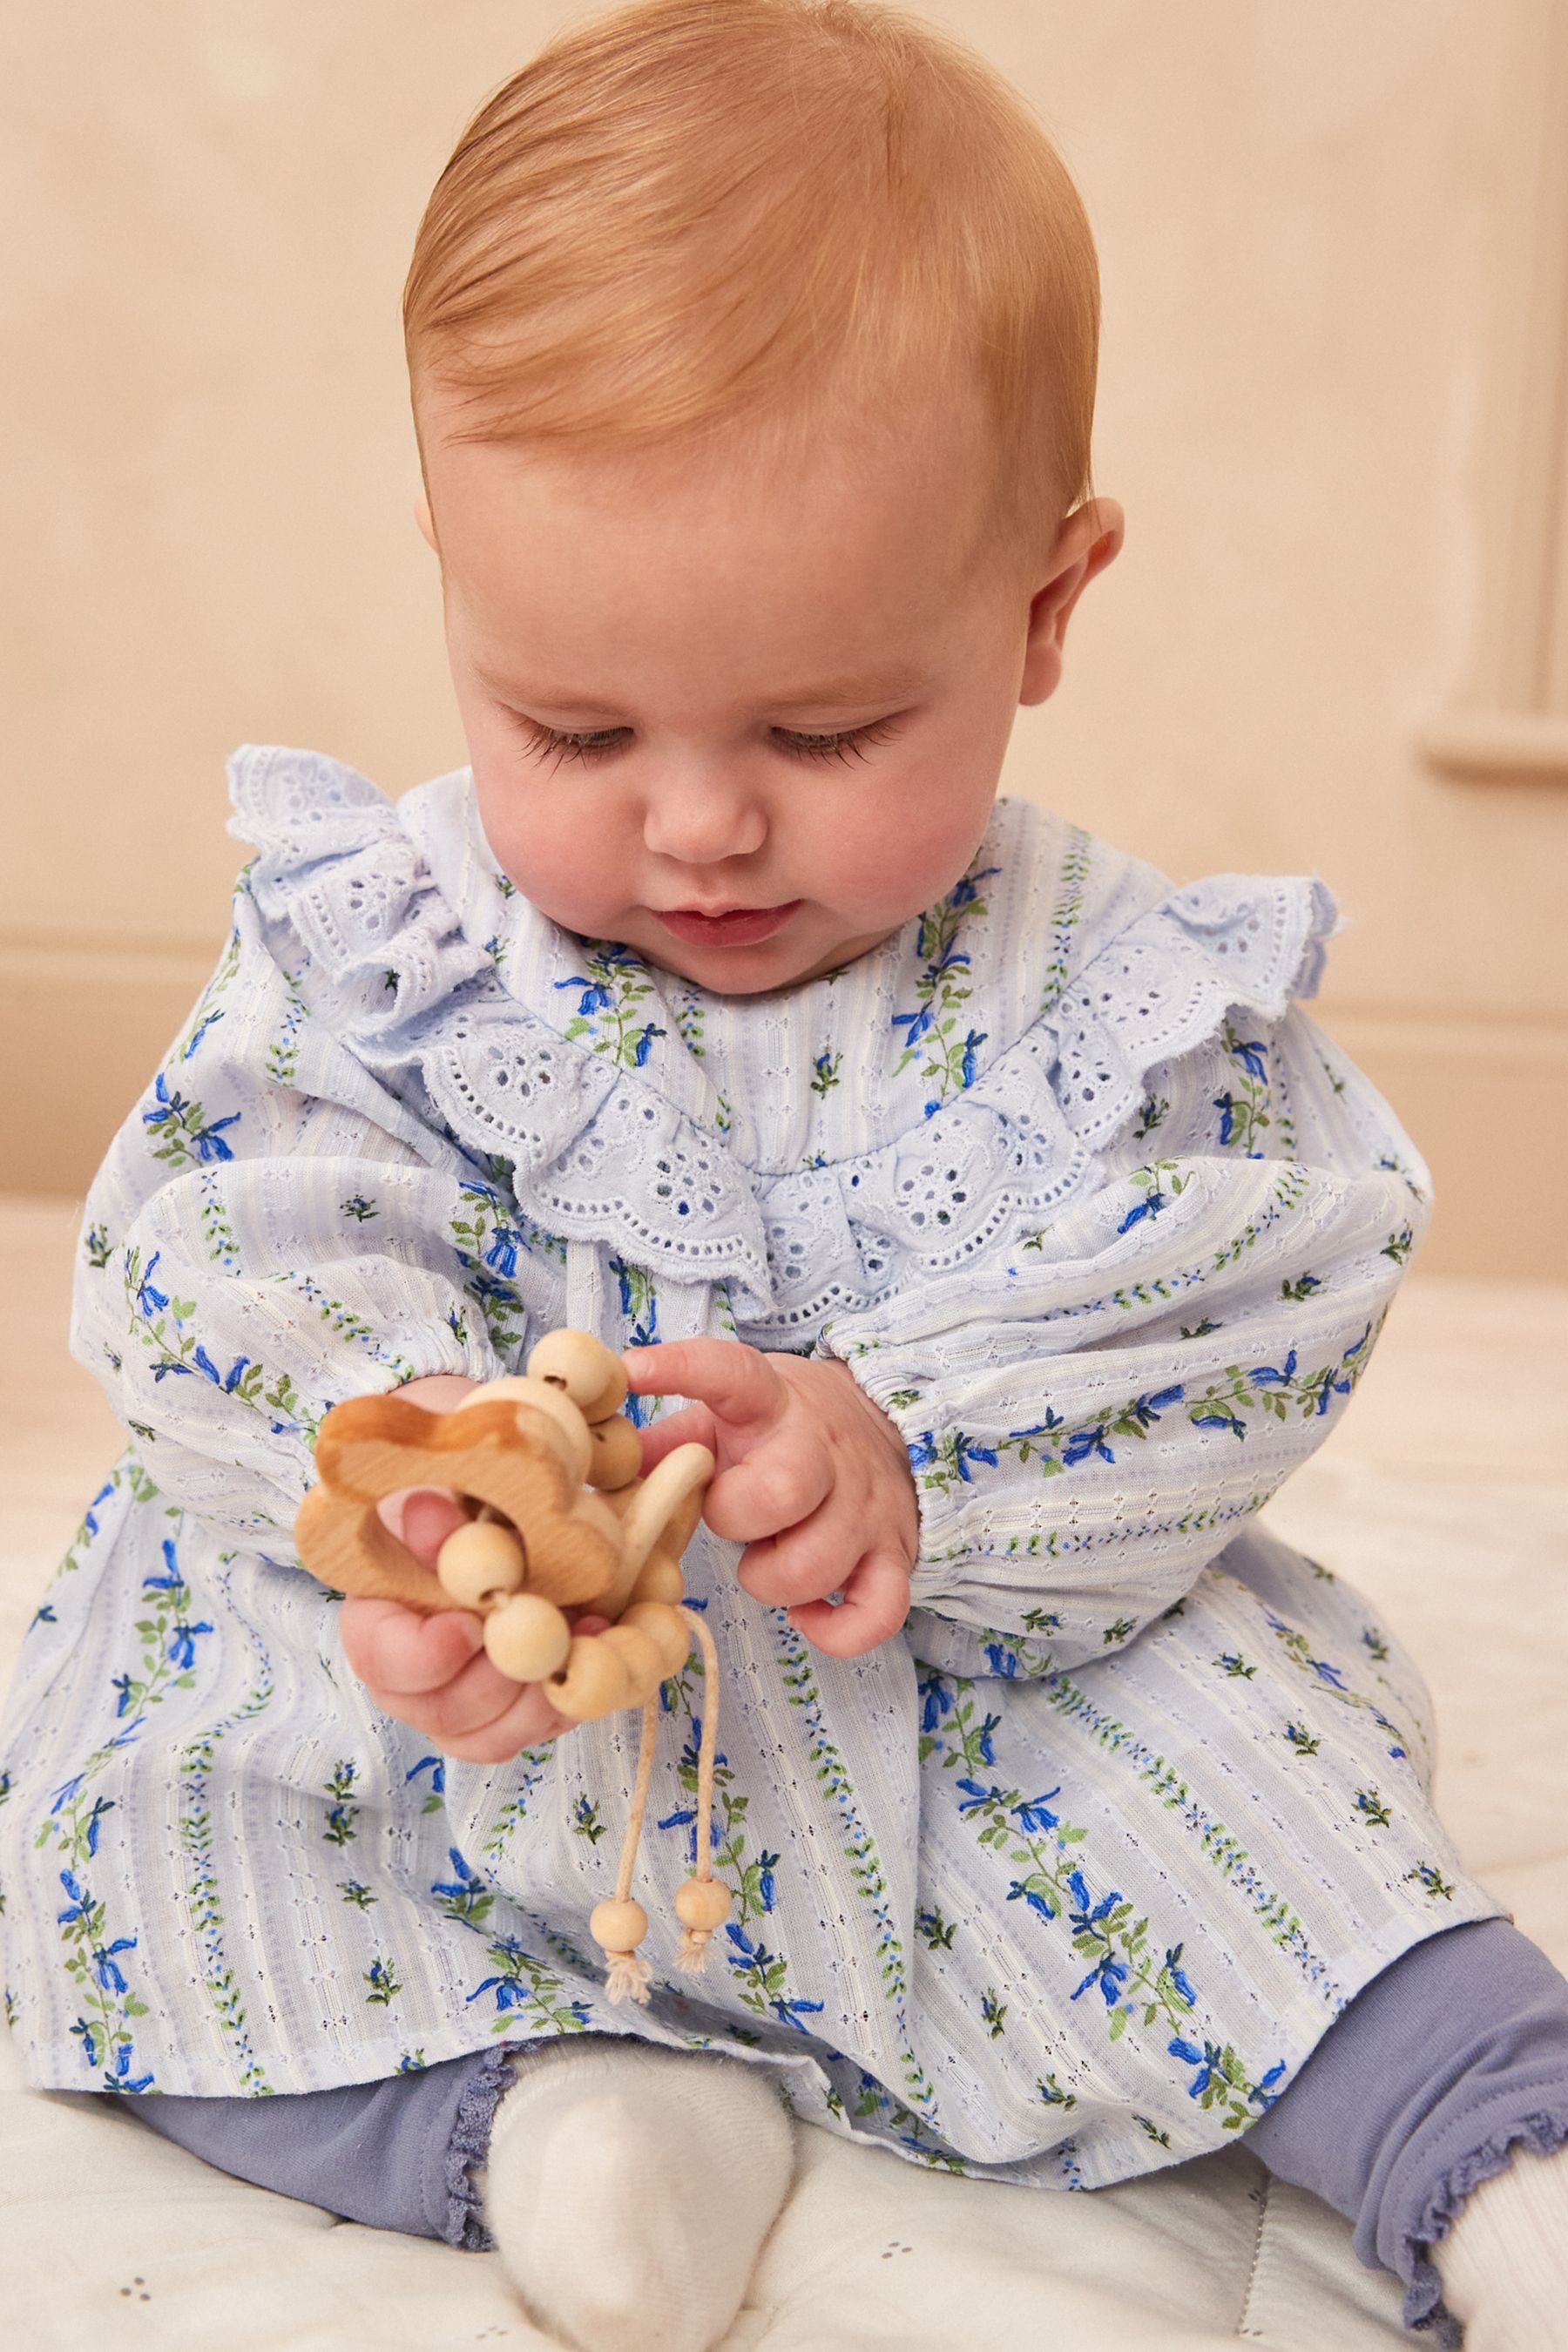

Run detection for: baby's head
[[405, 0, 1120, 993]]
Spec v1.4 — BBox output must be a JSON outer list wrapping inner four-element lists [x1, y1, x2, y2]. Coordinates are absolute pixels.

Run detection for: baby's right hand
[[338, 1486, 574, 1762]]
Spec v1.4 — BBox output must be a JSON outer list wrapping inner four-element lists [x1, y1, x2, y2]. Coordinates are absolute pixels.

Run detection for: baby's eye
[[774, 719, 900, 765], [517, 720, 632, 768], [513, 714, 900, 768]]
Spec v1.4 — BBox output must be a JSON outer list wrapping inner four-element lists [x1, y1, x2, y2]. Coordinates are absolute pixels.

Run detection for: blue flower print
[[949, 863, 1002, 910], [142, 1541, 186, 1597], [983, 1643, 1021, 1679], [1012, 1789, 1062, 1835], [1116, 1193, 1162, 1234], [167, 1619, 214, 1672], [1066, 1872, 1129, 2005], [556, 975, 613, 1017], [950, 1433, 999, 1478], [405, 1754, 445, 1815], [73, 1795, 115, 1855], [1252, 2062, 1288, 2112], [1229, 1037, 1269, 1082], [1168, 2036, 1227, 2099], [891, 857, 1000, 1107], [57, 1870, 95, 1929], [1063, 1424, 1115, 1468], [917, 1671, 954, 1735], [556, 946, 666, 1071], [1192, 1407, 1247, 1438], [956, 1779, 1004, 1816], [431, 1847, 494, 1930], [106, 2042, 154, 2094], [364, 1957, 402, 2006], [142, 1071, 242, 1166], [482, 1215, 525, 1281], [723, 1923, 825, 2032], [1168, 2036, 1288, 2124], [1007, 1880, 1058, 1923], [892, 999, 941, 1053], [133, 1253, 170, 1319], [1163, 1946, 1198, 2007], [92, 1936, 139, 1995], [180, 1005, 226, 1061], [908, 1430, 999, 1486]]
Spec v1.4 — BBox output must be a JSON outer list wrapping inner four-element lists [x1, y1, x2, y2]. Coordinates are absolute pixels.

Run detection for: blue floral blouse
[[0, 746, 1495, 2185]]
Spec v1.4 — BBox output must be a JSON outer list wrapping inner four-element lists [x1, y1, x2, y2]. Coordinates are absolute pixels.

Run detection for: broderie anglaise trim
[[230, 746, 1339, 1333]]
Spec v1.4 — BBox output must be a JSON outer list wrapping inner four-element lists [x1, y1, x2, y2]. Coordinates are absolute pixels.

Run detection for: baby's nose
[[641, 778, 768, 864]]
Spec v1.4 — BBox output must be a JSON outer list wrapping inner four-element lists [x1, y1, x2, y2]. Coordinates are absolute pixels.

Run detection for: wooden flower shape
[[294, 1392, 625, 1616]]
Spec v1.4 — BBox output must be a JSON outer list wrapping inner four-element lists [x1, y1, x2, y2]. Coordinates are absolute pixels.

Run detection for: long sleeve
[[71, 878, 559, 1554], [816, 1004, 1427, 1675]]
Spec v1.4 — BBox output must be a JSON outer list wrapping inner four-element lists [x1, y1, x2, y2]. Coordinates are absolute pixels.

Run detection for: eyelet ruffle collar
[[229, 746, 1337, 1333]]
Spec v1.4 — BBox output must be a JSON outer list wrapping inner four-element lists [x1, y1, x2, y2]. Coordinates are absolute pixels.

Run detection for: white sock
[[1436, 2138, 1568, 2349], [482, 2036, 794, 2352]]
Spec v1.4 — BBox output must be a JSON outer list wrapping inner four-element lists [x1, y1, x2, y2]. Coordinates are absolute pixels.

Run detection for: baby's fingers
[[636, 1401, 719, 1474], [339, 1598, 569, 1759], [625, 1339, 783, 1437], [340, 1595, 484, 1695], [788, 1548, 911, 1659]]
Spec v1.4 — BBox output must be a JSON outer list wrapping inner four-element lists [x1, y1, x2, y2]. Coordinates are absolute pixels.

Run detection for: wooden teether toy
[[294, 1328, 732, 2001]]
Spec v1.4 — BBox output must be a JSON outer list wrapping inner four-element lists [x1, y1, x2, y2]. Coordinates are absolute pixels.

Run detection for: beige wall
[[4, 1, 1566, 1272]]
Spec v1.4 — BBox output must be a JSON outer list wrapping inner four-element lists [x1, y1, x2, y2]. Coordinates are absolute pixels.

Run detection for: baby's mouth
[[652, 901, 803, 947]]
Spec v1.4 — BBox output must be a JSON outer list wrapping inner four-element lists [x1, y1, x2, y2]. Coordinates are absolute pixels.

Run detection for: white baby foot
[[1436, 2138, 1568, 2349], [482, 2036, 794, 2352]]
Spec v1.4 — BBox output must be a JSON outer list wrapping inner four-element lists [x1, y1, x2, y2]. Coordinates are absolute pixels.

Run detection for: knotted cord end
[[604, 1947, 655, 2006]]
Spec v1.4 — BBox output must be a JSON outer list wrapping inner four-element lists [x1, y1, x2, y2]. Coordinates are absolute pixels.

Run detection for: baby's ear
[[414, 490, 436, 551], [1019, 497, 1124, 706]]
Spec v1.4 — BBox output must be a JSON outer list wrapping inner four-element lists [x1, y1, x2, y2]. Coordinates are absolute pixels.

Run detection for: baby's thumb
[[380, 1484, 466, 1569]]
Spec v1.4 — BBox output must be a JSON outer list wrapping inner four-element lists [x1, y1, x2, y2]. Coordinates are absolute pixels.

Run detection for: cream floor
[[2, 1195, 1565, 2349]]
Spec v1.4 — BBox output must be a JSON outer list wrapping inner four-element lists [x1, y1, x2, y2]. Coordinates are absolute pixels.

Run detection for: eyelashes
[[512, 715, 901, 772]]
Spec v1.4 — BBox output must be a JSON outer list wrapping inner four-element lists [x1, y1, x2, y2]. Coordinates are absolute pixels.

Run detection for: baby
[[3, 3, 1565, 2348]]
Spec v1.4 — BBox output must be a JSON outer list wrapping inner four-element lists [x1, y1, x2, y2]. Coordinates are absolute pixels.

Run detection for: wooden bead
[[673, 1877, 732, 1933], [435, 1520, 525, 1612], [526, 1331, 631, 1422], [618, 1600, 691, 1676], [595, 1622, 665, 1701], [585, 1413, 642, 1491], [483, 1592, 572, 1683], [629, 1553, 685, 1607], [464, 1375, 591, 1484], [546, 1632, 634, 1720], [589, 1896, 648, 1956]]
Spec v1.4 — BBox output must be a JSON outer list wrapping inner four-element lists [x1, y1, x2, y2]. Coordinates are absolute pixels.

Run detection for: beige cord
[[600, 1697, 661, 2006], [598, 1605, 730, 2004]]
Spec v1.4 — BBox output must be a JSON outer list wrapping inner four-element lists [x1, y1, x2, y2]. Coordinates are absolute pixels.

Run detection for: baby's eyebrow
[[481, 664, 928, 718]]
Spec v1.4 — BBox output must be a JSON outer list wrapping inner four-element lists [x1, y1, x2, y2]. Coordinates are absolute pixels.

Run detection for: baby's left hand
[[625, 1341, 918, 1658]]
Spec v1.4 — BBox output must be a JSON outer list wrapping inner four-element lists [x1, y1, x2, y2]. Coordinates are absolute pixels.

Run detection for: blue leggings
[[124, 1918, 1568, 2342]]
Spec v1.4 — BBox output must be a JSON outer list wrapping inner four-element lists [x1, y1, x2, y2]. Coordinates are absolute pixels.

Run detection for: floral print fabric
[[0, 747, 1495, 2190]]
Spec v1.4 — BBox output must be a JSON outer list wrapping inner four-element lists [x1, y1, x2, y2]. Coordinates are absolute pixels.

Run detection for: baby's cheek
[[471, 757, 634, 939]]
